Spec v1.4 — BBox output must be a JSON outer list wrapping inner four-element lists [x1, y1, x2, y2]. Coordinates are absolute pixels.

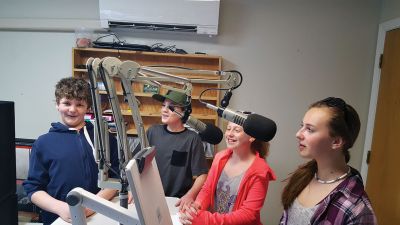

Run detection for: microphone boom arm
[[89, 57, 243, 178], [79, 56, 244, 224]]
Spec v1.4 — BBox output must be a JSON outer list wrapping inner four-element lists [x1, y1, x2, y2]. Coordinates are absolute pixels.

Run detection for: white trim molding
[[361, 17, 400, 184]]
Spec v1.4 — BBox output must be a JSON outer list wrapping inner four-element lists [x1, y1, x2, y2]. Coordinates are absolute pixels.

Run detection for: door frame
[[360, 17, 400, 184]]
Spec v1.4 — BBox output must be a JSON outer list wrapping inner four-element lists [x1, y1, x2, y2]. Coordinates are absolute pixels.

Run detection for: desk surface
[[52, 197, 181, 225], [19, 223, 42, 225]]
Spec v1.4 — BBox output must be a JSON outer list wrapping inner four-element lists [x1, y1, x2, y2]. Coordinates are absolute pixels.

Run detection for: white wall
[[0, 31, 75, 137], [380, 0, 400, 22], [0, 0, 381, 223], [0, 0, 99, 20]]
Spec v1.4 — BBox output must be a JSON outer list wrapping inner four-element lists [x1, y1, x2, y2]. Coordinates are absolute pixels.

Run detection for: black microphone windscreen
[[199, 123, 223, 145], [243, 114, 277, 142]]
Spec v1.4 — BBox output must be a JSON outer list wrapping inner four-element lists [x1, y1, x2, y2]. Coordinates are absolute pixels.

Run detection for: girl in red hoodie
[[179, 118, 276, 225]]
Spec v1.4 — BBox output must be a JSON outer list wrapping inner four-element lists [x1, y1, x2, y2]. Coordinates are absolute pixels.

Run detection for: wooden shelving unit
[[72, 48, 222, 156]]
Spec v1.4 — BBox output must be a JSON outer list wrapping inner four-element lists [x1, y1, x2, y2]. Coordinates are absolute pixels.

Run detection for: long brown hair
[[251, 140, 269, 159], [281, 97, 360, 210]]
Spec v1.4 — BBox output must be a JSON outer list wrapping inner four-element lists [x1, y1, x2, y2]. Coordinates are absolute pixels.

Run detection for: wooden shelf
[[73, 48, 222, 60], [117, 110, 218, 120], [73, 47, 222, 154], [73, 68, 87, 72], [97, 90, 218, 101]]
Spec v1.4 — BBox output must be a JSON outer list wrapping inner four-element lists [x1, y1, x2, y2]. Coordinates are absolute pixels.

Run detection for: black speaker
[[0, 101, 17, 225]]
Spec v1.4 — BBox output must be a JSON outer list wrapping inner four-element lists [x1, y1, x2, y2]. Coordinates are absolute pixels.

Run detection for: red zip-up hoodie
[[192, 148, 276, 225]]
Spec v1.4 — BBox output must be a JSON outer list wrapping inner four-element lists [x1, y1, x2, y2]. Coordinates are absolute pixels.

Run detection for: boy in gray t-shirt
[[148, 90, 208, 209]]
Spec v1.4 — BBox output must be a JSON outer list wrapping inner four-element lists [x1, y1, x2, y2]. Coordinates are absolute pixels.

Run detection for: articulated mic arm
[[70, 57, 242, 225], [89, 56, 242, 178]]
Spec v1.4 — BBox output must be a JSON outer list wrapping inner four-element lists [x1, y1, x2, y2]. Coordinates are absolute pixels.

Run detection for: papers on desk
[[171, 214, 182, 225], [166, 197, 182, 225]]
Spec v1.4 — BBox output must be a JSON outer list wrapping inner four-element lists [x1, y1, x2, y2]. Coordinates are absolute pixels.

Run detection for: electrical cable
[[198, 70, 243, 106]]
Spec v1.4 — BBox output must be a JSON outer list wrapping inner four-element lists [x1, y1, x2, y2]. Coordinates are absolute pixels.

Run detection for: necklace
[[315, 167, 351, 184]]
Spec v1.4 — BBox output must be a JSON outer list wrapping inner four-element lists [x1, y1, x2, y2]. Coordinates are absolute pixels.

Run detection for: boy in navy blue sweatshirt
[[23, 77, 120, 225]]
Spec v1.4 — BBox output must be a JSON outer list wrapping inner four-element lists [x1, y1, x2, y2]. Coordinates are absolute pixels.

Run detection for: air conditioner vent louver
[[99, 0, 220, 36], [108, 21, 197, 33]]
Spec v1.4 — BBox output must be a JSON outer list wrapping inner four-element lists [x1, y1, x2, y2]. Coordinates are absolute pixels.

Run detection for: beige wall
[[381, 0, 400, 22], [0, 0, 382, 223]]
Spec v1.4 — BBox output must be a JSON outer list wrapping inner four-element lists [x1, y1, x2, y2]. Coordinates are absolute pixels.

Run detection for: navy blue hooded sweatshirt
[[23, 121, 119, 225]]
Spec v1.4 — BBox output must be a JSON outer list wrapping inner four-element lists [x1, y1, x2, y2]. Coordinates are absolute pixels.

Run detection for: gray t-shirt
[[147, 124, 208, 198], [287, 198, 319, 225], [214, 170, 244, 213]]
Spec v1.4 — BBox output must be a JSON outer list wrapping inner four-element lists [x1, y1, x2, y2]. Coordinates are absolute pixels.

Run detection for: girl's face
[[295, 107, 336, 159], [225, 122, 254, 151], [160, 99, 182, 125], [56, 97, 88, 129]]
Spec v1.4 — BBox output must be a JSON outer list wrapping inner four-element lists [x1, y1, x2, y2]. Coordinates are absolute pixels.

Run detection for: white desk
[[52, 197, 181, 225], [19, 223, 42, 225]]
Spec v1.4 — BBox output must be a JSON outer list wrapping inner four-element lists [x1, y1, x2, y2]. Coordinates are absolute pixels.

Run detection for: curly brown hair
[[55, 77, 92, 108]]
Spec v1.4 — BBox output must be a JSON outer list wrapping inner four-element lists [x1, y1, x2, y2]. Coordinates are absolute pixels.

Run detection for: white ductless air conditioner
[[99, 0, 220, 36]]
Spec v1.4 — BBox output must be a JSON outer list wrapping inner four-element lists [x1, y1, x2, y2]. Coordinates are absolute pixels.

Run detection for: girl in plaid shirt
[[280, 97, 377, 225]]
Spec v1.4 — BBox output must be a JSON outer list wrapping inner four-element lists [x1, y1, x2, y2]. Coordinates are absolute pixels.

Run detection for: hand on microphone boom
[[205, 103, 277, 142], [168, 106, 223, 145]]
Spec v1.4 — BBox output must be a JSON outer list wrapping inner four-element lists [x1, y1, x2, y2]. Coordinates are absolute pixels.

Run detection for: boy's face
[[56, 97, 88, 129], [160, 99, 183, 125]]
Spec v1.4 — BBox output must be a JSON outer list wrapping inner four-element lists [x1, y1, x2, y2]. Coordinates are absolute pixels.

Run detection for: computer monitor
[[0, 101, 17, 225]]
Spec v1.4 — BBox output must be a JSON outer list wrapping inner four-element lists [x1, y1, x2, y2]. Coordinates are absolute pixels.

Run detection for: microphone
[[220, 90, 232, 107], [205, 103, 277, 142], [168, 106, 223, 145]]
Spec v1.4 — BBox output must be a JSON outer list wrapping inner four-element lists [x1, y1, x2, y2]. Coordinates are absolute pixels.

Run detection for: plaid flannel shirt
[[280, 167, 377, 225]]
